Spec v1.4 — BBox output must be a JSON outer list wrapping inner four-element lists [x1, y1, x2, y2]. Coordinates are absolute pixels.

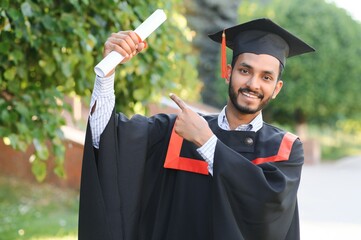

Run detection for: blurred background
[[0, 0, 360, 239]]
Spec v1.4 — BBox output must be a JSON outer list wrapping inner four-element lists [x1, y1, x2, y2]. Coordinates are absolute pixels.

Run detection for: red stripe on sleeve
[[164, 127, 209, 175], [252, 132, 298, 165]]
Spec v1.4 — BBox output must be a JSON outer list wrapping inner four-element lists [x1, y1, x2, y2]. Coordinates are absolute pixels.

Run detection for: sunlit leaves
[[31, 158, 47, 182], [1, 0, 201, 181], [4, 67, 16, 81]]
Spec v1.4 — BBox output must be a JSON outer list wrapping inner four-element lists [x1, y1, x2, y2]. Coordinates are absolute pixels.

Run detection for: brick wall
[[0, 137, 84, 190]]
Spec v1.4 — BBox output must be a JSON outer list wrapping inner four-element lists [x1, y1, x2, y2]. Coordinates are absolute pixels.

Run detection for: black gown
[[78, 109, 304, 240]]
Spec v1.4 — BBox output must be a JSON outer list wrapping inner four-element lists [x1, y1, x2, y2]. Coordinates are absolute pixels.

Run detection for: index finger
[[169, 93, 187, 111]]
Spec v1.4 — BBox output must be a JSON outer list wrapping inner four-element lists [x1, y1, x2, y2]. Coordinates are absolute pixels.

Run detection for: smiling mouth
[[239, 89, 263, 99]]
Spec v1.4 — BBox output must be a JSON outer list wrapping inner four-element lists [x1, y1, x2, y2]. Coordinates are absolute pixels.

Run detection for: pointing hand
[[169, 93, 214, 147]]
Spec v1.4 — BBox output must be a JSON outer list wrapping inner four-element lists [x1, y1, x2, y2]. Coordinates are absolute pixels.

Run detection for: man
[[78, 18, 315, 240]]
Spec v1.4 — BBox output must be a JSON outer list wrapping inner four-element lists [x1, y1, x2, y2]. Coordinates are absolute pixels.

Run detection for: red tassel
[[221, 30, 228, 79]]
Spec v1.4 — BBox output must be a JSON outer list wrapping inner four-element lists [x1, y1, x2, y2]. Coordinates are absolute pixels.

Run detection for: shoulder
[[261, 122, 299, 139], [115, 113, 177, 144], [259, 123, 301, 151], [258, 123, 303, 164], [148, 113, 177, 126]]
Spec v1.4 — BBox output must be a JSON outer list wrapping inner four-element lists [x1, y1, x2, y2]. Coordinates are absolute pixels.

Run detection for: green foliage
[[0, 0, 200, 180], [238, 0, 361, 125]]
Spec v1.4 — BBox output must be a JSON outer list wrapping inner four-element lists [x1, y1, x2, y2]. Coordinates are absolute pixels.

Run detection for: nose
[[246, 75, 260, 90]]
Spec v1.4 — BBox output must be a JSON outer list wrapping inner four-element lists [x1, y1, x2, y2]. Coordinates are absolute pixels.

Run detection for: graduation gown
[[78, 109, 304, 240]]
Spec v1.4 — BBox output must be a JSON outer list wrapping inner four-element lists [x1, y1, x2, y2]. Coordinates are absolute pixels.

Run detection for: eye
[[239, 68, 249, 74], [263, 75, 273, 81]]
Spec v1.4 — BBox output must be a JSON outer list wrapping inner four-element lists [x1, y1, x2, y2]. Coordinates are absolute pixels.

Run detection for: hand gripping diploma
[[94, 9, 167, 77], [102, 31, 147, 77]]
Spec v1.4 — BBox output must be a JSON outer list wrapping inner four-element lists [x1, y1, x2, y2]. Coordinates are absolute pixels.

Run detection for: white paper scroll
[[94, 9, 167, 77]]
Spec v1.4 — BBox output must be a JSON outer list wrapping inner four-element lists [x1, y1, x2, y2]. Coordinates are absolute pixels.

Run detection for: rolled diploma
[[94, 9, 167, 77]]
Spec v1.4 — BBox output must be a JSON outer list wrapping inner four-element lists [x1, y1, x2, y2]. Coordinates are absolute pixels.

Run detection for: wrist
[[94, 73, 115, 96], [195, 130, 214, 147]]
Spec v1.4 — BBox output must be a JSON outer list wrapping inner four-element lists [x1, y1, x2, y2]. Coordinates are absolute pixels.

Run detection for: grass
[[0, 176, 78, 240]]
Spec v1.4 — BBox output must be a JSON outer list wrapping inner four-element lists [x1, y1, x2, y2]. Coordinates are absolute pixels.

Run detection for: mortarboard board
[[208, 18, 315, 78]]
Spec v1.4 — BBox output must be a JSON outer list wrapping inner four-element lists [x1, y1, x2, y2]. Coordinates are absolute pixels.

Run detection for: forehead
[[235, 53, 281, 73]]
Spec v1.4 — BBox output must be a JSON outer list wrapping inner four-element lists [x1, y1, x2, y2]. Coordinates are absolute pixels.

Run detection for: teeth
[[242, 91, 258, 99]]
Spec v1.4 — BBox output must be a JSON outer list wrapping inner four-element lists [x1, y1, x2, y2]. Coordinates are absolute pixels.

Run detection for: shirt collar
[[217, 106, 263, 132]]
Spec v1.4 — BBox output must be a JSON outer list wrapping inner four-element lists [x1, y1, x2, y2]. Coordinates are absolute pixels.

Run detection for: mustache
[[238, 88, 264, 99]]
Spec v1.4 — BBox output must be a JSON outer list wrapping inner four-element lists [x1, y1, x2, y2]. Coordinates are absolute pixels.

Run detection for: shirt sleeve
[[89, 74, 115, 148], [196, 135, 217, 175]]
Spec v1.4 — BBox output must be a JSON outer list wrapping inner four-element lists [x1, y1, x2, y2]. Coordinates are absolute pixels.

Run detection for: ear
[[272, 80, 283, 99], [225, 64, 232, 84]]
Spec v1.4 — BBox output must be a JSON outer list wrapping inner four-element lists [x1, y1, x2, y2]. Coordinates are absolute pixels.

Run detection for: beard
[[228, 77, 273, 114]]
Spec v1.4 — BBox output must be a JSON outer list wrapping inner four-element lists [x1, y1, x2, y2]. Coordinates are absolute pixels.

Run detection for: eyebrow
[[238, 62, 276, 76]]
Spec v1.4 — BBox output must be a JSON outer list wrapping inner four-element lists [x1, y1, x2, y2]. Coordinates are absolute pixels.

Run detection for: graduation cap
[[208, 18, 315, 78]]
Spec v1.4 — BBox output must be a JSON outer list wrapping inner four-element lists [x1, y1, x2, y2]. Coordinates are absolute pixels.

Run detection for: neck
[[225, 101, 260, 130]]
